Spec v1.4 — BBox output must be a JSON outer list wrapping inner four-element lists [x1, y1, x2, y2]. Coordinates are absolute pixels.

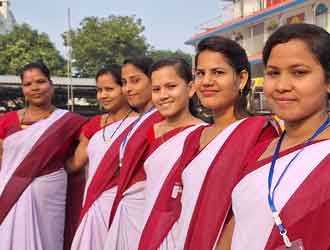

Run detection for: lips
[[274, 96, 297, 102], [273, 96, 297, 106], [159, 101, 173, 106], [127, 94, 138, 99], [101, 100, 112, 106], [31, 94, 43, 98], [200, 89, 218, 97]]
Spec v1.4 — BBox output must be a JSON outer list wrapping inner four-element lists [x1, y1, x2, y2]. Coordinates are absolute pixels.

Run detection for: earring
[[195, 95, 203, 113]]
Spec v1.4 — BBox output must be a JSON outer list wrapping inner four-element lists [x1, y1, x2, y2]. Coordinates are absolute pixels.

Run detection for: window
[[315, 3, 328, 28], [251, 87, 270, 114]]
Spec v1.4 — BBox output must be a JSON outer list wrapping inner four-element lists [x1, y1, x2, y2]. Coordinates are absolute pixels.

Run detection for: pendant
[[105, 139, 112, 145]]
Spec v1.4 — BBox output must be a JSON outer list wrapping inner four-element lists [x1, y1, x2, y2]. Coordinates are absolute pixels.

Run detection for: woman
[[0, 62, 86, 250], [105, 58, 203, 250], [70, 65, 138, 250], [226, 23, 330, 250], [97, 56, 163, 248], [139, 36, 278, 250]]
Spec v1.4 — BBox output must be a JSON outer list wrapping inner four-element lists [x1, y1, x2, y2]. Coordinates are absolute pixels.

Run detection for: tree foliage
[[0, 24, 66, 75], [65, 15, 149, 77], [148, 49, 193, 64]]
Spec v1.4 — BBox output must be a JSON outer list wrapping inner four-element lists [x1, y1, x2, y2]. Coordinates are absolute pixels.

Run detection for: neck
[[212, 105, 238, 130], [137, 101, 153, 114], [27, 103, 53, 113], [108, 105, 132, 121], [164, 106, 193, 129], [284, 110, 329, 143]]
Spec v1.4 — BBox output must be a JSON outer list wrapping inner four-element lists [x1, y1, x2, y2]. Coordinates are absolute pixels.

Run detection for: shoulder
[[244, 115, 269, 123], [238, 115, 279, 130], [0, 111, 19, 125], [83, 115, 102, 130], [0, 111, 20, 139], [147, 125, 156, 144], [87, 114, 103, 125], [58, 110, 87, 126], [81, 114, 103, 139], [237, 115, 280, 143]]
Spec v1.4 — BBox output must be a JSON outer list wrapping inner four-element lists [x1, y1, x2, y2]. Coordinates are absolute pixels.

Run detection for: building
[[0, 0, 16, 34], [186, 0, 330, 113]]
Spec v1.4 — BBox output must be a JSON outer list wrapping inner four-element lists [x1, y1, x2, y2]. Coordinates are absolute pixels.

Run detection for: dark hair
[[195, 36, 251, 117], [20, 61, 51, 83], [263, 23, 330, 82], [149, 57, 193, 83], [123, 56, 154, 76], [95, 64, 122, 86]]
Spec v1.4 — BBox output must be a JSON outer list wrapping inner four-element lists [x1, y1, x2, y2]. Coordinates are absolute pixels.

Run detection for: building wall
[[227, 0, 330, 113], [0, 0, 15, 35], [227, 0, 330, 59]]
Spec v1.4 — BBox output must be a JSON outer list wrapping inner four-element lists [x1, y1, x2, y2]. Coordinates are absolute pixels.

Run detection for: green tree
[[148, 49, 193, 64], [65, 15, 149, 77], [0, 23, 66, 75]]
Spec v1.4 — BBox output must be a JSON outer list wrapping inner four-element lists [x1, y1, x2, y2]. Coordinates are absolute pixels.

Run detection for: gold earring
[[196, 96, 203, 113]]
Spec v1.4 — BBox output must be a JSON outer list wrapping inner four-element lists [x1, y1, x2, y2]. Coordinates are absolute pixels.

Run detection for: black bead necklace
[[102, 109, 133, 144]]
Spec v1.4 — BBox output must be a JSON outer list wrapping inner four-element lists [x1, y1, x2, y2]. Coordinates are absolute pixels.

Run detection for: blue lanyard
[[268, 117, 330, 247], [119, 106, 154, 167]]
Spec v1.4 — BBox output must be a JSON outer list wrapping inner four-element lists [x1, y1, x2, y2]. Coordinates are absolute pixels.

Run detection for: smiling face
[[264, 39, 330, 122], [194, 50, 245, 113], [21, 68, 54, 107], [151, 66, 192, 119], [121, 63, 152, 112], [96, 73, 127, 113]]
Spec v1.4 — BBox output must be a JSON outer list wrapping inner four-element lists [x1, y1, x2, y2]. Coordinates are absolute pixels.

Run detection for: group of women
[[0, 23, 330, 250]]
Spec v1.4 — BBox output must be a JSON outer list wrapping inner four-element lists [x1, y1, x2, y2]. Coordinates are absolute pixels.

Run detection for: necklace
[[102, 109, 133, 144], [20, 106, 56, 128], [119, 105, 155, 167]]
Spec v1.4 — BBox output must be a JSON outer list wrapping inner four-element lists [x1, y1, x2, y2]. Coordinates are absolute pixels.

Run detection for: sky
[[10, 0, 225, 57]]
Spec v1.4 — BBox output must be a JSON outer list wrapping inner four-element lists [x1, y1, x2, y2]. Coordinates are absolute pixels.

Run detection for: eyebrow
[[265, 65, 278, 69], [122, 74, 141, 81], [152, 81, 176, 86], [128, 74, 141, 79], [165, 81, 177, 85], [266, 64, 310, 69], [196, 67, 226, 71]]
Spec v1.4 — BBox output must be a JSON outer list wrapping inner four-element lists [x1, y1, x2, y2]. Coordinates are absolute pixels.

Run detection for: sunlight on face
[[194, 50, 240, 112], [121, 64, 152, 112], [264, 39, 329, 122], [151, 66, 191, 119]]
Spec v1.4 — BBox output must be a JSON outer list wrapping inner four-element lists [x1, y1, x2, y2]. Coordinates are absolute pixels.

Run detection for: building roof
[[249, 54, 262, 65], [185, 0, 307, 45], [0, 75, 95, 87]]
